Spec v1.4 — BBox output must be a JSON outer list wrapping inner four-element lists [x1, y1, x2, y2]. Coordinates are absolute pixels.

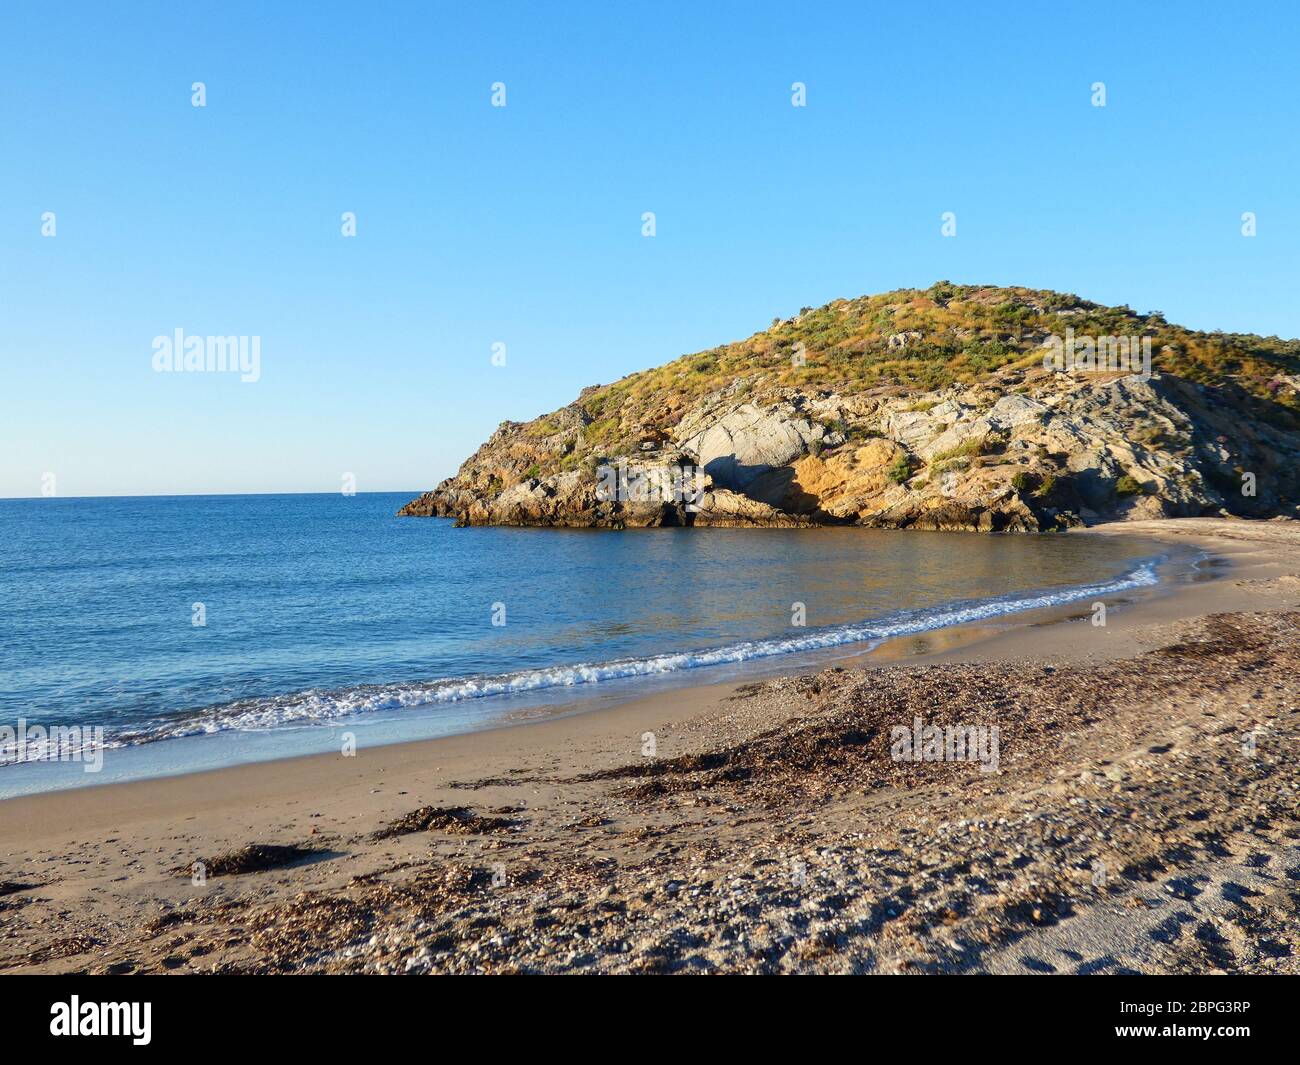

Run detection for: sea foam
[[94, 557, 1161, 751]]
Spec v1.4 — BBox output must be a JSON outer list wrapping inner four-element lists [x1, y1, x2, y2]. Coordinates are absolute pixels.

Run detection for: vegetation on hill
[[401, 283, 1300, 531], [571, 282, 1300, 463]]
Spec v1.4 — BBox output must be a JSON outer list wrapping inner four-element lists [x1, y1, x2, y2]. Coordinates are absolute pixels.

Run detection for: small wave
[[5, 557, 1162, 760]]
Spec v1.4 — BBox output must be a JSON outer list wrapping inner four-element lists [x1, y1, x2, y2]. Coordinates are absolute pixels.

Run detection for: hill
[[400, 283, 1300, 531]]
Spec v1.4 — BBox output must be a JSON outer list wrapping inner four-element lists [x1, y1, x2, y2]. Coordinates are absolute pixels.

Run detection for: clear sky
[[2, 0, 1297, 497]]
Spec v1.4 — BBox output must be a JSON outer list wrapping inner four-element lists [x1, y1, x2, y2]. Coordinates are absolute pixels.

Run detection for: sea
[[0, 492, 1188, 796]]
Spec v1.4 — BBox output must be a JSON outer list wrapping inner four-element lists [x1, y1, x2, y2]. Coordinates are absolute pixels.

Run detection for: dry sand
[[2, 517, 1298, 974]]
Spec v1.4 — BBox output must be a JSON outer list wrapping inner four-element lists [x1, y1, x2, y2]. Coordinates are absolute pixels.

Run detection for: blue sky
[[2, 0, 1297, 497]]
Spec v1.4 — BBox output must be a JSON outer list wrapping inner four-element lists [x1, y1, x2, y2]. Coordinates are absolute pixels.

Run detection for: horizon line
[[0, 489, 425, 502]]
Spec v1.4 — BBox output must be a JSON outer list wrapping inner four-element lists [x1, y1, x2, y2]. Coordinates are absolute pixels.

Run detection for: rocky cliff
[[400, 283, 1300, 531]]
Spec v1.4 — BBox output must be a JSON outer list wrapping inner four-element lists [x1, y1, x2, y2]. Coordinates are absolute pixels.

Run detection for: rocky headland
[[400, 284, 1300, 531]]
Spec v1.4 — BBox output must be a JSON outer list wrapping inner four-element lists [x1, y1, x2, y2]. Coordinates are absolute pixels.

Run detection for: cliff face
[[400, 284, 1300, 531]]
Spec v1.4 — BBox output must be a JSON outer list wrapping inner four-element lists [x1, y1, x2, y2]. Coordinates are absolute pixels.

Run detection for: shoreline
[[3, 517, 1299, 974], [0, 529, 1179, 800], [0, 523, 1216, 811]]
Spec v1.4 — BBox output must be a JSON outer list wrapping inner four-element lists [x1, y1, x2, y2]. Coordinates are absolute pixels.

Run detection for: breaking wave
[[68, 556, 1162, 754]]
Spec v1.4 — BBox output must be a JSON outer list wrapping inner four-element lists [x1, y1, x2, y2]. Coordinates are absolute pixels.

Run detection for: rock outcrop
[[399, 284, 1300, 531]]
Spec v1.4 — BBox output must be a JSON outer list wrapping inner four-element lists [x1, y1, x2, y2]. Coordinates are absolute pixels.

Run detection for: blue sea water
[[0, 492, 1174, 795]]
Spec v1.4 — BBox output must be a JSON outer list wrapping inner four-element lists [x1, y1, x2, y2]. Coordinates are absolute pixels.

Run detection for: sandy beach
[[3, 517, 1299, 974]]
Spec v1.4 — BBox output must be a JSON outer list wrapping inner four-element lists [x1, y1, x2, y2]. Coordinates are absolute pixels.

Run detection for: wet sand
[[2, 517, 1298, 974]]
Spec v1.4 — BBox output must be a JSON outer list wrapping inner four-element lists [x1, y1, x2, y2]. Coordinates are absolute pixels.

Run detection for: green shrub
[[886, 453, 913, 485], [929, 438, 986, 464], [1115, 474, 1144, 496]]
